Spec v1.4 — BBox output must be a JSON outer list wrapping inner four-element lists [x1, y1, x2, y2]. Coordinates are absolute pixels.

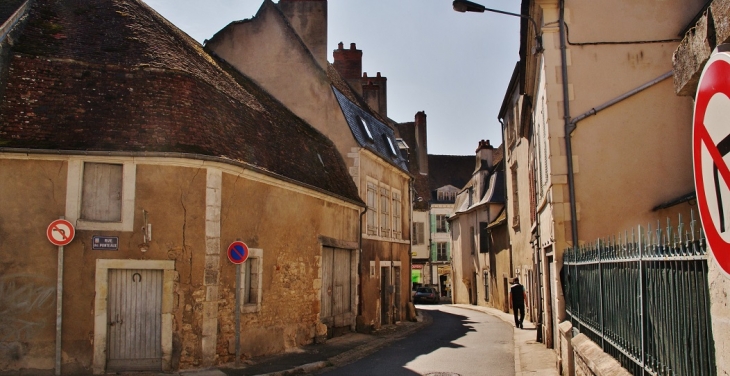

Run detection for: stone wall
[[674, 0, 730, 96]]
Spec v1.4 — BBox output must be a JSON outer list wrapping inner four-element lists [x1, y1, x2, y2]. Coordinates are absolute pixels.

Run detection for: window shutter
[[479, 222, 489, 253], [446, 242, 451, 260], [430, 214, 436, 233], [446, 218, 450, 232], [430, 242, 437, 262]]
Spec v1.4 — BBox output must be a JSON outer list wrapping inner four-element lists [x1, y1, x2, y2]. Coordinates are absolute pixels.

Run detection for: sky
[[144, 0, 520, 156]]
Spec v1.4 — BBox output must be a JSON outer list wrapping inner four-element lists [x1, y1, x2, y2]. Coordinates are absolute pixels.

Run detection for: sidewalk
[[190, 313, 432, 376], [176, 303, 558, 376], [451, 304, 559, 376]]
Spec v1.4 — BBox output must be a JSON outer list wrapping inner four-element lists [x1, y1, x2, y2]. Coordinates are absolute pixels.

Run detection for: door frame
[[93, 259, 175, 374]]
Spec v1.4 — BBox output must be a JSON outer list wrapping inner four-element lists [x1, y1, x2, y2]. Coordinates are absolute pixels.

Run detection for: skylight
[[357, 116, 373, 140], [385, 135, 397, 156]]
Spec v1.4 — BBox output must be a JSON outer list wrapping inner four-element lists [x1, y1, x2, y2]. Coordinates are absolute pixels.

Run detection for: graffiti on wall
[[0, 274, 55, 341]]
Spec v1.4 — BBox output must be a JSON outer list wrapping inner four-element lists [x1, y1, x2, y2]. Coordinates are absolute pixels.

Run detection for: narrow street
[[319, 305, 514, 376]]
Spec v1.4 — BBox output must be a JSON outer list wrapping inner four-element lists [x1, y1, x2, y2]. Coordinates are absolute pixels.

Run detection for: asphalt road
[[319, 304, 515, 376]]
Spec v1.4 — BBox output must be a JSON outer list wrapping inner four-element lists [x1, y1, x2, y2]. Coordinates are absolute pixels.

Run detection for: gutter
[[559, 0, 578, 248], [0, 0, 31, 45]]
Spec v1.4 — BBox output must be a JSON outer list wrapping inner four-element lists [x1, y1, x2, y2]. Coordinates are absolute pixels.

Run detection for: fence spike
[[678, 213, 684, 244], [690, 209, 697, 242], [657, 220, 662, 248], [666, 217, 672, 249]]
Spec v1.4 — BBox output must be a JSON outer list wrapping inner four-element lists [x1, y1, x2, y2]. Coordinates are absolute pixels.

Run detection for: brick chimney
[[333, 42, 363, 93], [415, 111, 428, 174], [475, 139, 494, 171], [362, 72, 387, 118], [278, 0, 328, 68]]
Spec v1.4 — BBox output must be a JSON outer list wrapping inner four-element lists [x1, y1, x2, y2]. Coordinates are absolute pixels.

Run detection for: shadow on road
[[319, 307, 483, 375]]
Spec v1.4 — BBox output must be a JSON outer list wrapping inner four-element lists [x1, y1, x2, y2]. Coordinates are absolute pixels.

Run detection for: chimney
[[475, 139, 494, 171], [415, 111, 428, 174], [333, 42, 363, 93], [361, 72, 387, 118], [278, 0, 328, 68]]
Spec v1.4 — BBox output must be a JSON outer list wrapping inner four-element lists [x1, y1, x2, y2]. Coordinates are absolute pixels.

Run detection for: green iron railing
[[563, 214, 716, 376]]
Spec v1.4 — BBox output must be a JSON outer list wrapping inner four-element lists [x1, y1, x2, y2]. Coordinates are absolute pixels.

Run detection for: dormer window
[[357, 116, 373, 141], [384, 135, 397, 156]]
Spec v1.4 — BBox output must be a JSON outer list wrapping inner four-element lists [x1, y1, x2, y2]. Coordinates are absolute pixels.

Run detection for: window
[[380, 186, 390, 237], [384, 135, 398, 156], [366, 182, 378, 235], [511, 163, 520, 228], [239, 248, 263, 313], [436, 215, 448, 233], [66, 160, 136, 231], [479, 222, 490, 253], [412, 222, 425, 245], [392, 190, 402, 239], [81, 162, 123, 222], [357, 116, 373, 140], [437, 242, 448, 261]]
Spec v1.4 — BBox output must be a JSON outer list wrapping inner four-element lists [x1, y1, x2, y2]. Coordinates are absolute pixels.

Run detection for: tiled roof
[[0, 0, 362, 205], [332, 86, 409, 173], [428, 155, 474, 193]]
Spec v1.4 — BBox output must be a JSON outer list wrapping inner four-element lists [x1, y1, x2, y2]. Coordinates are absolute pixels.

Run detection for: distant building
[[449, 141, 506, 307]]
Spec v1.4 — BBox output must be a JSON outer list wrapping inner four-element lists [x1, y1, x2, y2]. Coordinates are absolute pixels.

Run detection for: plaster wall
[[205, 4, 357, 159], [411, 210, 429, 260], [0, 156, 361, 373]]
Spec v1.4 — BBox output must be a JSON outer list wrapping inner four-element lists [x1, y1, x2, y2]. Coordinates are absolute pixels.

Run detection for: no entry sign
[[227, 241, 249, 265], [47, 219, 75, 246], [694, 49, 730, 274]]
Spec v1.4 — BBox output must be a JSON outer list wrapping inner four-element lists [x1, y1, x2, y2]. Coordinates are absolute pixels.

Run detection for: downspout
[[409, 177, 414, 303], [559, 0, 578, 249], [358, 206, 367, 316]]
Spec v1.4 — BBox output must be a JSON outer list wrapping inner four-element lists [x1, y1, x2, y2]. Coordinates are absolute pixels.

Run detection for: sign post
[[227, 240, 248, 366], [693, 48, 730, 275], [47, 218, 74, 376]]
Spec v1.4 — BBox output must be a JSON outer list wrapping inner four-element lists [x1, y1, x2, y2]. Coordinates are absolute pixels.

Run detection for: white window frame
[[379, 184, 391, 238], [366, 179, 378, 236], [391, 189, 402, 239], [239, 248, 263, 314], [66, 159, 136, 232]]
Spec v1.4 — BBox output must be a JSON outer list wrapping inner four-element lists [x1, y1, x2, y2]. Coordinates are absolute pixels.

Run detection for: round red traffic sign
[[693, 49, 730, 274], [47, 219, 75, 246], [227, 241, 249, 265]]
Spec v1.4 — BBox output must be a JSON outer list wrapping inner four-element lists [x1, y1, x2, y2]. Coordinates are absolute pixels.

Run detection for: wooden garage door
[[107, 269, 163, 372], [321, 247, 352, 331]]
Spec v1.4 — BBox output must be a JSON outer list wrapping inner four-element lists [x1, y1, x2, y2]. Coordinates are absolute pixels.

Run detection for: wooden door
[[107, 269, 163, 372], [321, 248, 352, 334], [380, 266, 390, 325]]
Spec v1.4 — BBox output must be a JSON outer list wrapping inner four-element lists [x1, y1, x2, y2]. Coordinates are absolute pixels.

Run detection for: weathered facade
[[449, 141, 508, 308], [205, 0, 413, 331], [517, 0, 707, 351], [0, 0, 364, 374]]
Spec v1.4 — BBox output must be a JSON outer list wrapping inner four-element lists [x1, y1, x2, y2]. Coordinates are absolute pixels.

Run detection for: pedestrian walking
[[509, 277, 528, 328]]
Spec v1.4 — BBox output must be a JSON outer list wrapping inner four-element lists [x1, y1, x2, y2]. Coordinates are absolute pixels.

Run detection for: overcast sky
[[144, 0, 520, 156]]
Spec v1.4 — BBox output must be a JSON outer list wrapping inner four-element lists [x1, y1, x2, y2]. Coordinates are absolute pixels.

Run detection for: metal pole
[[235, 263, 241, 367], [55, 244, 63, 376], [638, 225, 645, 372]]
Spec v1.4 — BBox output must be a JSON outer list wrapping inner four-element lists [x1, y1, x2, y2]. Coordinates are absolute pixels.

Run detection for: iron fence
[[563, 214, 716, 376]]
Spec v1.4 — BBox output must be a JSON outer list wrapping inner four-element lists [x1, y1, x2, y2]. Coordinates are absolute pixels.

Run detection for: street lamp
[[453, 0, 543, 54]]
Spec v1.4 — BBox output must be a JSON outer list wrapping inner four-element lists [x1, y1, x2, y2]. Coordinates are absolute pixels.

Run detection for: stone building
[[0, 0, 364, 373], [514, 0, 707, 351], [205, 0, 413, 331], [449, 141, 507, 307]]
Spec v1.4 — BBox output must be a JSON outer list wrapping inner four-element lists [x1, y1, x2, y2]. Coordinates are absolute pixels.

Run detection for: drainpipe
[[358, 207, 367, 316], [559, 0, 578, 249], [567, 71, 673, 135]]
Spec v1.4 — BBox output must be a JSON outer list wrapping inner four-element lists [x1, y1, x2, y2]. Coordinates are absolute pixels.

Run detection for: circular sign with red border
[[693, 49, 730, 275], [227, 241, 249, 265], [47, 219, 75, 246]]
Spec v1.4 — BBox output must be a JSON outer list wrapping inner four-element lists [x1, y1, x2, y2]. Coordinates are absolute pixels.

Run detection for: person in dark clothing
[[509, 277, 528, 328]]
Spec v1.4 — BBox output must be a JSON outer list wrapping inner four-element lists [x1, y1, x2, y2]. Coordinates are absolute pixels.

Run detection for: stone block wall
[[673, 0, 730, 96]]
